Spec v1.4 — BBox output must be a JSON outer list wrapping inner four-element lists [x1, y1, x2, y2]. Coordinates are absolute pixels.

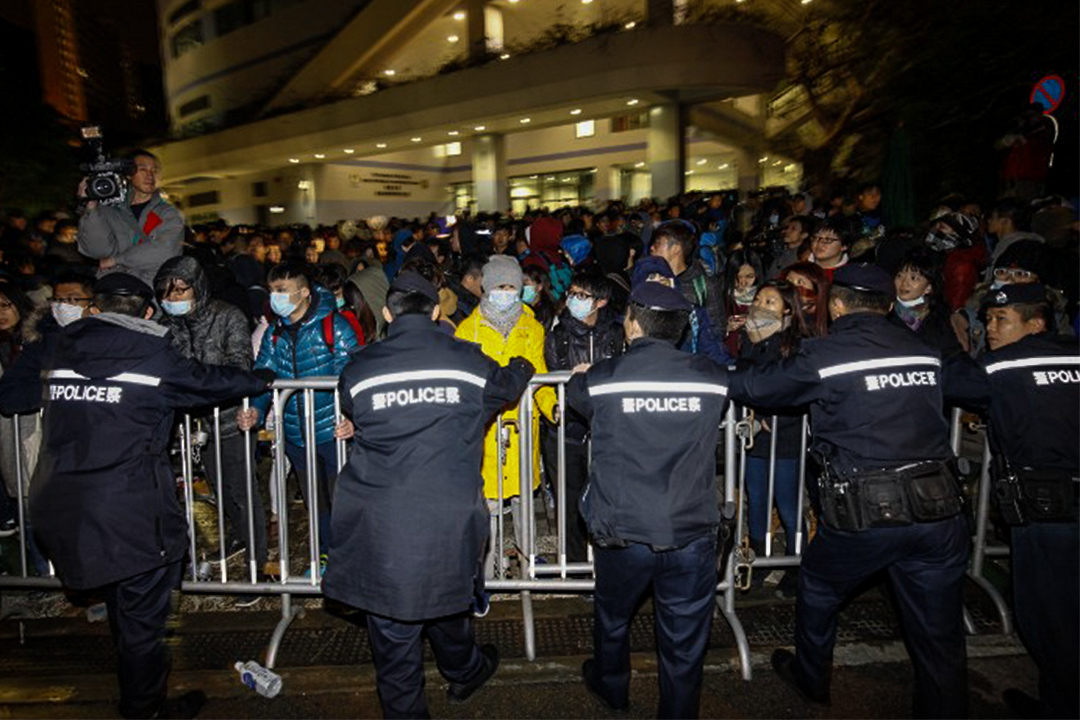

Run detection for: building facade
[[153, 0, 800, 224]]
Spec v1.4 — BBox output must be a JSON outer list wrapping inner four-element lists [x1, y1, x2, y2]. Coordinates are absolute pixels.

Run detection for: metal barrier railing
[[0, 377, 1013, 681]]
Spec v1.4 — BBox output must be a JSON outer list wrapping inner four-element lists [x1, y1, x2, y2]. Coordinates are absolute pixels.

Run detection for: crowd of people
[[0, 147, 1076, 719]]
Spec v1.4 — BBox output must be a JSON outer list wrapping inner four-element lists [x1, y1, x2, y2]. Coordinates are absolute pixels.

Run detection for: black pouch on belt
[[1016, 469, 1079, 523], [857, 470, 912, 527], [904, 461, 963, 522]]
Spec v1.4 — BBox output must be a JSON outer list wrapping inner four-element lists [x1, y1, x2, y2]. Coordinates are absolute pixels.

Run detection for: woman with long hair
[[723, 248, 765, 355], [781, 261, 830, 337], [0, 279, 35, 537], [737, 280, 812, 596]]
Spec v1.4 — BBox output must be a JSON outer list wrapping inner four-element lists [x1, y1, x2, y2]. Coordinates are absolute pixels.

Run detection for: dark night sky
[[0, 0, 162, 64]]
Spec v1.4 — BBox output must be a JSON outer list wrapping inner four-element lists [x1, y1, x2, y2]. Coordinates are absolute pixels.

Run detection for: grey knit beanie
[[481, 255, 523, 293]]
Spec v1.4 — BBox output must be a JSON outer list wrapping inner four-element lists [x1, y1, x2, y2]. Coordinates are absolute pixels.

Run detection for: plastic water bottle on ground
[[235, 660, 282, 698]]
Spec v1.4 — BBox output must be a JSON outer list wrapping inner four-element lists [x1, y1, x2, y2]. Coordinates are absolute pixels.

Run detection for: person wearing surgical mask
[[723, 249, 765, 356], [735, 280, 811, 597], [154, 255, 275, 578], [887, 247, 962, 358], [541, 269, 625, 564], [455, 256, 557, 583]]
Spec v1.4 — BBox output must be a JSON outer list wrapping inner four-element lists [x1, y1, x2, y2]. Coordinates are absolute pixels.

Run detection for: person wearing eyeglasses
[[808, 215, 859, 281]]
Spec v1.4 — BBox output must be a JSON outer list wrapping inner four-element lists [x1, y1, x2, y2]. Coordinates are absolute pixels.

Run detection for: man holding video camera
[[78, 149, 183, 286]]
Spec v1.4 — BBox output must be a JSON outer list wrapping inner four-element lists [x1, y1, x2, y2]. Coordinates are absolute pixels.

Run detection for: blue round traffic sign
[[1030, 74, 1065, 114]]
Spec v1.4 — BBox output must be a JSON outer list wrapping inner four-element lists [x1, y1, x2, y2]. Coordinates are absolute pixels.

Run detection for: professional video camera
[[79, 126, 134, 205]]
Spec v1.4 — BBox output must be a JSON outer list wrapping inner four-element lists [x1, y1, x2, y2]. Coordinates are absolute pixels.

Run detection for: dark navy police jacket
[[322, 314, 533, 622], [944, 332, 1079, 474], [30, 314, 267, 590], [728, 312, 952, 477], [566, 337, 729, 549]]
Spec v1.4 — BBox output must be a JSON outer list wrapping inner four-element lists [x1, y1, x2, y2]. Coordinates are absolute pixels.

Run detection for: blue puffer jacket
[[253, 286, 358, 446]]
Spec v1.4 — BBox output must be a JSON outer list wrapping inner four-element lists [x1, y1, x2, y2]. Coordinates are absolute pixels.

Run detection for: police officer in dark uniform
[[566, 279, 729, 719], [944, 283, 1078, 718], [322, 271, 534, 719], [729, 264, 969, 718], [29, 272, 268, 719]]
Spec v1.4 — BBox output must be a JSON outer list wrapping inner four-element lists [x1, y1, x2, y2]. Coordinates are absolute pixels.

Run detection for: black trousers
[[1011, 521, 1079, 718], [540, 428, 589, 563], [793, 516, 969, 718], [104, 561, 183, 719], [592, 535, 718, 719], [365, 611, 485, 719]]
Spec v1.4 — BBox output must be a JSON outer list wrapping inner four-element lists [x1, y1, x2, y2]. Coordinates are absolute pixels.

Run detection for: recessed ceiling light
[[448, 130, 459, 136], [634, 162, 645, 168], [453, 11, 465, 19], [582, 0, 593, 4], [474, 125, 486, 131], [546, 176, 555, 180], [570, 108, 582, 115], [529, 175, 538, 179], [626, 98, 639, 106], [499, 53, 511, 60], [411, 137, 422, 142], [288, 158, 300, 163], [314, 153, 325, 159], [685, 170, 694, 175], [343, 148, 354, 154], [718, 163, 729, 169], [520, 117, 531, 124], [384, 69, 396, 76], [624, 21, 636, 29], [447, 35, 459, 42], [696, 159, 707, 165], [759, 156, 768, 163], [376, 143, 387, 148]]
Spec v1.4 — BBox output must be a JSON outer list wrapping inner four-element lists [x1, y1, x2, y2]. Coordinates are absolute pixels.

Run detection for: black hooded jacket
[[155, 255, 253, 436]]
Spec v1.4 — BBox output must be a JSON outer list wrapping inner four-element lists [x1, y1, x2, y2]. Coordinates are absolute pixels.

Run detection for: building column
[[647, 103, 685, 201], [645, 0, 674, 27], [465, 0, 494, 62], [473, 133, 508, 213], [734, 146, 762, 195]]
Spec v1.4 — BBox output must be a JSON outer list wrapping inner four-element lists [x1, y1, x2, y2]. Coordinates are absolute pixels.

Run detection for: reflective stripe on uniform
[[48, 369, 89, 380], [349, 369, 488, 397], [817, 355, 941, 379], [588, 381, 728, 397], [107, 372, 162, 387], [984, 355, 1080, 375]]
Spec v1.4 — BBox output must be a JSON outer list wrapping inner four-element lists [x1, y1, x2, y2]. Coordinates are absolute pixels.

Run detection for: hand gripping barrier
[[0, 381, 1013, 681]]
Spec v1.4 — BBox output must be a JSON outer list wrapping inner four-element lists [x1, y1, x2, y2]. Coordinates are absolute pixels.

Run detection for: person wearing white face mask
[[542, 269, 625, 563], [455, 256, 557, 582], [886, 247, 962, 359], [154, 255, 274, 581]]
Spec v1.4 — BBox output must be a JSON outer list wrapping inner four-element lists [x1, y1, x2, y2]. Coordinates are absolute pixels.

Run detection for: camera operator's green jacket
[[78, 189, 183, 286]]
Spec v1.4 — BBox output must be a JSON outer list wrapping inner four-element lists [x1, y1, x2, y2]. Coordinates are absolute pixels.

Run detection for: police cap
[[832, 263, 894, 297], [628, 281, 692, 312], [390, 270, 439, 304], [630, 256, 676, 289], [94, 272, 154, 301], [981, 282, 1048, 310]]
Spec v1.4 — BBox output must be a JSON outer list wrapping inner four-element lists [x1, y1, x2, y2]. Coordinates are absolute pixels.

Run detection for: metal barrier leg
[[719, 404, 753, 680], [265, 592, 304, 670], [518, 390, 537, 662], [967, 440, 1013, 634]]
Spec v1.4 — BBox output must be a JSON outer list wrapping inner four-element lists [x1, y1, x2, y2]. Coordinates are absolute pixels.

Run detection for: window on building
[[214, 0, 302, 38], [178, 95, 211, 117], [575, 120, 595, 138], [252, 181, 268, 198], [171, 20, 204, 58], [610, 111, 649, 133], [187, 191, 220, 208], [168, 0, 201, 26]]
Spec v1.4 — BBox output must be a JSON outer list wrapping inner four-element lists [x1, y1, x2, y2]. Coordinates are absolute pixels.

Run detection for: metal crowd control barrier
[[0, 380, 1014, 679]]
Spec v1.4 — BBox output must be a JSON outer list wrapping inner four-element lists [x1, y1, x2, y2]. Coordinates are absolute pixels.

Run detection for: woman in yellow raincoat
[[455, 256, 556, 577]]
